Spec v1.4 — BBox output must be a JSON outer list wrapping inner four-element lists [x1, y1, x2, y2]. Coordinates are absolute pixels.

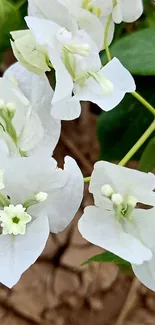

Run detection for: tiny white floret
[[111, 193, 123, 205], [0, 204, 32, 236]]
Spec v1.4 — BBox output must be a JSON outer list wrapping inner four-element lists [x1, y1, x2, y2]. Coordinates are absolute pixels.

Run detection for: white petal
[[48, 47, 74, 104], [0, 78, 31, 135], [132, 260, 155, 292], [122, 0, 143, 23], [25, 16, 60, 46], [74, 79, 126, 111], [102, 57, 136, 92], [90, 161, 155, 206], [47, 156, 84, 233], [1, 154, 60, 203], [0, 216, 49, 288], [74, 9, 105, 50], [4, 63, 61, 154], [19, 112, 44, 153], [112, 2, 123, 24], [78, 205, 152, 264], [27, 0, 78, 33], [51, 96, 81, 120]]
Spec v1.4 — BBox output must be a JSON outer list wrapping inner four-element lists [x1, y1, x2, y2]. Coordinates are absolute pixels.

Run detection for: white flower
[[0, 150, 84, 287], [73, 57, 136, 111], [25, 15, 101, 119], [60, 0, 143, 47], [78, 161, 155, 265], [24, 16, 135, 118], [28, 0, 106, 50], [4, 62, 61, 155]]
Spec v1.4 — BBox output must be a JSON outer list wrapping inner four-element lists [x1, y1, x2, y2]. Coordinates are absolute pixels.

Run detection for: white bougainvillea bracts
[[78, 161, 155, 264], [0, 149, 83, 287]]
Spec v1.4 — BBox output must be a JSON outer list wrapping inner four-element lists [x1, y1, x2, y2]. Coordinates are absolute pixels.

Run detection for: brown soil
[[0, 53, 155, 325]]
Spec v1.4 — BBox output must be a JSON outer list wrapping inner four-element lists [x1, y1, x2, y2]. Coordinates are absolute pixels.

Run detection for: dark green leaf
[[139, 137, 155, 172], [101, 28, 155, 75], [82, 251, 130, 266]]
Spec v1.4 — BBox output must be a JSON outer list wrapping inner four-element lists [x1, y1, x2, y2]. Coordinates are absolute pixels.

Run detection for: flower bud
[[127, 196, 137, 208], [112, 193, 123, 206], [35, 192, 48, 203], [101, 184, 114, 198]]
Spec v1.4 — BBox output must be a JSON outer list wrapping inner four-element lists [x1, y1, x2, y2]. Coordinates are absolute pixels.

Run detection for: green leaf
[[139, 137, 155, 172], [82, 251, 130, 266], [101, 28, 155, 75], [97, 78, 155, 162]]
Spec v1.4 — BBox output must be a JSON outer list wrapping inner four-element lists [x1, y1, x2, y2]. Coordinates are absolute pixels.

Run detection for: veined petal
[[90, 161, 155, 206], [74, 79, 126, 111], [78, 206, 152, 264], [0, 216, 49, 288], [47, 156, 84, 233], [27, 0, 78, 33], [51, 95, 81, 120], [48, 47, 74, 104], [19, 112, 44, 153], [25, 16, 60, 46], [122, 0, 143, 23], [102, 57, 136, 93], [74, 9, 105, 50], [4, 63, 61, 154]]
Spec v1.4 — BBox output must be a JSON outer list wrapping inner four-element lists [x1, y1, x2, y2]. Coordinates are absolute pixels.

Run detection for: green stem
[[104, 14, 112, 62], [132, 92, 155, 116], [119, 120, 155, 166]]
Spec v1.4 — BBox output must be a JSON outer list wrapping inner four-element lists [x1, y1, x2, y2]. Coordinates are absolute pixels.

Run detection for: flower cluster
[[0, 0, 155, 293]]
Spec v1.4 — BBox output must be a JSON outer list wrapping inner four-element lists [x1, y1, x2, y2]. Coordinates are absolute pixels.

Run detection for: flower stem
[[119, 120, 155, 167], [104, 14, 112, 62], [132, 91, 155, 116]]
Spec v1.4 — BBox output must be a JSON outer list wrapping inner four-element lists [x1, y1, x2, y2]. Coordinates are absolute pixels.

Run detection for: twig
[[115, 277, 140, 325], [61, 131, 93, 175]]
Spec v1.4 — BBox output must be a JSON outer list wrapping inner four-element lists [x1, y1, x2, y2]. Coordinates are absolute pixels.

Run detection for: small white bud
[[6, 102, 16, 113], [35, 192, 48, 203], [112, 193, 123, 206], [0, 100, 5, 109], [127, 196, 137, 208], [101, 184, 114, 198]]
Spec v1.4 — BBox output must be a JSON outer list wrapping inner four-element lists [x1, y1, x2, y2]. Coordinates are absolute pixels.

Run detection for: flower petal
[[102, 57, 136, 92], [90, 161, 155, 206], [47, 156, 84, 233], [48, 47, 74, 104], [25, 16, 60, 46], [132, 260, 155, 292], [78, 205, 152, 264], [122, 0, 143, 23], [74, 9, 105, 50], [0, 215, 49, 288], [4, 62, 61, 154], [51, 96, 81, 120], [27, 0, 78, 33]]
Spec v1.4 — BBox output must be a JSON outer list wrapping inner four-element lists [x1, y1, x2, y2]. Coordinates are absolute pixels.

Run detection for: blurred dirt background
[[0, 51, 155, 325]]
